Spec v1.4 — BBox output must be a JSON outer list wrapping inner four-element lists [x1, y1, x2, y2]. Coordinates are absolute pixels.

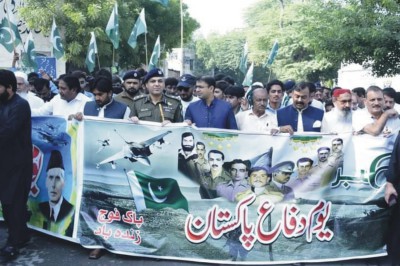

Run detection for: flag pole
[[144, 33, 148, 66], [96, 53, 101, 70], [180, 0, 184, 75]]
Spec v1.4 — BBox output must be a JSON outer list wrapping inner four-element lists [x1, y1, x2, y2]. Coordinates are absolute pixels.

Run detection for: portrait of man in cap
[[39, 150, 73, 224], [266, 161, 295, 201]]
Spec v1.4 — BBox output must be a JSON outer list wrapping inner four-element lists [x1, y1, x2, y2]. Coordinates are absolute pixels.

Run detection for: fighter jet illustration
[[96, 129, 172, 169], [34, 129, 68, 146]]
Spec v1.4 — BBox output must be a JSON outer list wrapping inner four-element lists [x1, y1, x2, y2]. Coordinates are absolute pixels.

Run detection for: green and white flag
[[126, 170, 189, 212], [128, 8, 147, 49], [50, 18, 65, 59], [0, 5, 22, 53], [85, 32, 97, 72], [242, 62, 254, 87], [105, 3, 119, 49], [239, 41, 248, 75], [148, 35, 160, 70], [22, 31, 37, 69], [150, 0, 169, 7], [264, 40, 279, 67]]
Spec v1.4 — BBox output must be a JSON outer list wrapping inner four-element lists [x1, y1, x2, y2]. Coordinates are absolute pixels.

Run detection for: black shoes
[[0, 245, 19, 263]]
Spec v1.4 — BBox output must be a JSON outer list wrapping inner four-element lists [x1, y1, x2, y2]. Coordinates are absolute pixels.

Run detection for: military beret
[[123, 70, 141, 81], [143, 68, 164, 84]]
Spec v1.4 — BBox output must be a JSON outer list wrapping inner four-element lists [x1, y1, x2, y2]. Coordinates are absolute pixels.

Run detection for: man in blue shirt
[[185, 76, 238, 130], [276, 81, 324, 134]]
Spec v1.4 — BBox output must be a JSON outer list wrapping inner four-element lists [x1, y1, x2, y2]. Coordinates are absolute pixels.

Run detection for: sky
[[183, 0, 259, 36]]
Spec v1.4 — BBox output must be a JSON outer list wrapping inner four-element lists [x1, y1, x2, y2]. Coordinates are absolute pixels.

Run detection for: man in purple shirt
[[216, 159, 250, 202], [185, 76, 238, 129]]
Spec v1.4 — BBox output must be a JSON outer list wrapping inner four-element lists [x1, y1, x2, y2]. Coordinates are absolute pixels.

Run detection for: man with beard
[[177, 74, 199, 117], [235, 88, 279, 133], [321, 89, 353, 133], [277, 82, 324, 134], [353, 86, 400, 136], [114, 70, 142, 116], [178, 132, 199, 181], [14, 71, 44, 109], [74, 76, 130, 120], [31, 75, 90, 119], [0, 70, 32, 263], [199, 150, 231, 199]]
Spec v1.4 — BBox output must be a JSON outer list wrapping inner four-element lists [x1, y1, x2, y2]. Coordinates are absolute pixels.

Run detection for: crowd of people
[[2, 62, 400, 263]]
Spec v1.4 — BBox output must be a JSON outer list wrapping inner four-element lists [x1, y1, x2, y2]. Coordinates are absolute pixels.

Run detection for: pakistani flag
[[126, 170, 189, 212], [50, 18, 64, 59], [239, 41, 248, 75], [85, 32, 97, 72], [150, 0, 169, 7], [128, 8, 147, 49], [242, 62, 254, 87], [0, 6, 22, 53], [264, 40, 279, 67], [105, 3, 119, 49], [148, 35, 160, 70], [22, 32, 37, 69]]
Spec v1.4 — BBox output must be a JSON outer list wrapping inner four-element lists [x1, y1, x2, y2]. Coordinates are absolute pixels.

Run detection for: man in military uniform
[[130, 68, 183, 125], [114, 70, 142, 116], [266, 161, 295, 201]]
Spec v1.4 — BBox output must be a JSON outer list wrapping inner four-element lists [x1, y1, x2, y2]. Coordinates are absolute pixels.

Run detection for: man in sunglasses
[[176, 74, 199, 117]]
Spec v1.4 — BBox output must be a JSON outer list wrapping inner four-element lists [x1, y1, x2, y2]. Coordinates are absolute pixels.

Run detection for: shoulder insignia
[[133, 94, 147, 101]]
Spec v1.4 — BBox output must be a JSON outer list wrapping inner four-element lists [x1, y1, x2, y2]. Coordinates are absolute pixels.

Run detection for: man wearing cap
[[185, 76, 237, 129], [177, 74, 199, 117], [266, 161, 295, 201], [199, 150, 231, 199], [130, 68, 183, 125], [310, 147, 336, 187], [14, 71, 44, 109], [0, 70, 32, 263], [39, 150, 73, 224], [224, 85, 245, 114], [353, 86, 400, 136], [235, 88, 279, 133], [276, 81, 324, 134], [216, 159, 251, 202], [236, 167, 284, 204], [114, 70, 142, 116], [321, 89, 353, 133]]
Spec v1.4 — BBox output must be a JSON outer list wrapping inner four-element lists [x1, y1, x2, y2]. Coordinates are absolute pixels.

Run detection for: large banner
[[0, 116, 393, 264]]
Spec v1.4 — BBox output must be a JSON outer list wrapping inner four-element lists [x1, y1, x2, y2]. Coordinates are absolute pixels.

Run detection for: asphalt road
[[0, 222, 392, 266]]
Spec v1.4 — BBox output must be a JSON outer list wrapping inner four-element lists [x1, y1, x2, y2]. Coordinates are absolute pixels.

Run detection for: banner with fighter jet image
[[0, 117, 392, 263]]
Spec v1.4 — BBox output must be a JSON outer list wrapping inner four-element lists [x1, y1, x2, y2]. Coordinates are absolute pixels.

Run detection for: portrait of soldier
[[216, 159, 251, 202], [236, 166, 283, 204], [199, 150, 231, 199], [177, 132, 199, 181], [266, 161, 295, 201]]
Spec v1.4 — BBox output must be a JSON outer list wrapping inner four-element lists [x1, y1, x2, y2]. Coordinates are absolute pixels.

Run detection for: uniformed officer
[[130, 68, 183, 125]]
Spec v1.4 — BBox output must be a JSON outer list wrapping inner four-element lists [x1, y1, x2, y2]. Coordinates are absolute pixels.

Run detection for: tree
[[19, 0, 199, 72]]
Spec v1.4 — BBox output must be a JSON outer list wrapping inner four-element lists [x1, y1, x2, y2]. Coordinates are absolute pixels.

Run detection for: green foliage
[[19, 0, 199, 72]]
